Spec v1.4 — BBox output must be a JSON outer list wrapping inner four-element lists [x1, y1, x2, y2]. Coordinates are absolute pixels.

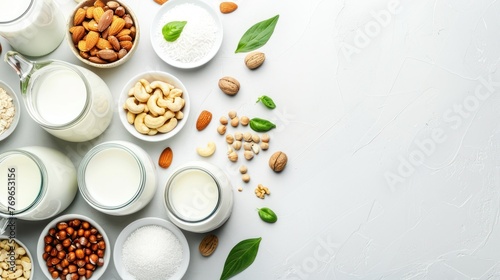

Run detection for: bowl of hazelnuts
[[37, 214, 110, 280], [67, 0, 139, 68]]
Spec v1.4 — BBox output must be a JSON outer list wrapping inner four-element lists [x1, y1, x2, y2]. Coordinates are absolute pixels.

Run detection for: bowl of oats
[[0, 80, 20, 141]]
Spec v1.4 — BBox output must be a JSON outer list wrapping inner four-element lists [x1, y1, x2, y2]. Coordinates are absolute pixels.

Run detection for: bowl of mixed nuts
[[67, 0, 139, 68], [37, 214, 110, 280], [118, 71, 190, 142]]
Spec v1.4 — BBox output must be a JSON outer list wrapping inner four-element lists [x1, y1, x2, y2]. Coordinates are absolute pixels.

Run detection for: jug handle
[[0, 217, 14, 236], [4, 51, 34, 95]]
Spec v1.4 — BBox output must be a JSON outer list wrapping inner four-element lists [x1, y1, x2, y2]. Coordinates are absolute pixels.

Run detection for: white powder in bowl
[[122, 225, 183, 280], [154, 3, 217, 64]]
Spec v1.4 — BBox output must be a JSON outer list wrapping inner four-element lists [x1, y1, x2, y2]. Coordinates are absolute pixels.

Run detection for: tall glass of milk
[[0, 0, 65, 57], [78, 141, 157, 216], [4, 51, 113, 142], [163, 161, 234, 233], [0, 146, 78, 225]]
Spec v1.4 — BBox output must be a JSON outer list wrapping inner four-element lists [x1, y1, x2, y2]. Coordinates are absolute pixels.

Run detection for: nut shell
[[218, 76, 240, 96], [199, 234, 218, 257], [269, 151, 288, 172], [245, 51, 265, 70]]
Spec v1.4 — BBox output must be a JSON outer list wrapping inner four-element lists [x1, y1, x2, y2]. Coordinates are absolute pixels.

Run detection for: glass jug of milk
[[0, 0, 65, 57], [0, 146, 77, 226], [4, 51, 113, 142]]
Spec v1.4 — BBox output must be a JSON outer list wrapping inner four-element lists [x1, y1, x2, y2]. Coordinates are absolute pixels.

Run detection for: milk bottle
[[0, 0, 65, 57]]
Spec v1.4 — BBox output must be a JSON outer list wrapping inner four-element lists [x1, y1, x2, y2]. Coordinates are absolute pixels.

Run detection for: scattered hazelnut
[[240, 116, 249, 126], [242, 174, 250, 183], [217, 125, 227, 135], [230, 117, 239, 127], [219, 116, 228, 125], [239, 165, 248, 174]]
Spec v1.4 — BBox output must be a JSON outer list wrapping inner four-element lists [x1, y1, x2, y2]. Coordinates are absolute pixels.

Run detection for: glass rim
[[164, 166, 221, 223], [78, 142, 147, 211]]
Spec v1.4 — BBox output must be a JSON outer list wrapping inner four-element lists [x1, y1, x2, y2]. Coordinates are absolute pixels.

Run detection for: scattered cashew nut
[[197, 141, 216, 157]]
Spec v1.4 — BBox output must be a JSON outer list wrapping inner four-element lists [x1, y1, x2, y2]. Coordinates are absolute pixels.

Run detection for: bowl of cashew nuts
[[119, 71, 190, 142]]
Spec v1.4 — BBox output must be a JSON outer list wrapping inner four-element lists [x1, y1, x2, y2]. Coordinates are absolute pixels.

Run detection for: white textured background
[[2, 0, 500, 279]]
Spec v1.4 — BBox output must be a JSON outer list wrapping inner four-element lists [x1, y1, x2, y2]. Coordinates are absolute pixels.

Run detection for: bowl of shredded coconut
[[0, 80, 20, 141], [150, 0, 223, 69], [114, 217, 190, 280]]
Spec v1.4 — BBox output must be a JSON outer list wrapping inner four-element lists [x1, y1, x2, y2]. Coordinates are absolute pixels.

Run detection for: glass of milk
[[78, 141, 157, 216], [4, 51, 113, 142], [163, 161, 234, 233], [0, 0, 65, 57], [0, 146, 78, 226]]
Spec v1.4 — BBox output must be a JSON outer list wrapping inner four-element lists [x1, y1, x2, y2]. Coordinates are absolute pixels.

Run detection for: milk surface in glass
[[0, 146, 77, 221], [84, 147, 142, 207], [28, 64, 113, 142], [0, 0, 65, 56], [168, 169, 219, 221]]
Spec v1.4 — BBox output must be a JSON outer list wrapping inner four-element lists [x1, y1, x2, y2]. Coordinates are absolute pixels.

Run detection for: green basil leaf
[[162, 21, 187, 42], [220, 237, 262, 280], [256, 95, 276, 109], [249, 118, 276, 132], [235, 15, 279, 53], [258, 207, 278, 223]]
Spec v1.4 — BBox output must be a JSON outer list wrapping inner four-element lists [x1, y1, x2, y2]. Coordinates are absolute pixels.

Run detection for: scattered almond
[[199, 234, 218, 257], [196, 110, 213, 131], [220, 2, 238, 14], [158, 147, 173, 168], [154, 0, 168, 4]]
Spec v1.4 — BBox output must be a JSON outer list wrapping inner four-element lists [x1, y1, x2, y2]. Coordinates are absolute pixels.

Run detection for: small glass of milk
[[78, 141, 157, 216], [0, 146, 78, 225], [163, 161, 234, 233], [0, 0, 65, 57]]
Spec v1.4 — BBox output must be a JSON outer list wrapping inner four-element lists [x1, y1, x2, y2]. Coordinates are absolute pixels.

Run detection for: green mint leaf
[[162, 21, 187, 42], [235, 15, 279, 53], [220, 237, 262, 280]]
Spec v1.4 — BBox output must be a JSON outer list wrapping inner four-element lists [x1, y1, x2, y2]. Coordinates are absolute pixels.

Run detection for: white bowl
[[113, 217, 190, 280], [0, 236, 34, 279], [150, 0, 223, 69], [67, 0, 140, 68], [118, 71, 190, 142], [37, 214, 111, 280], [0, 80, 21, 141]]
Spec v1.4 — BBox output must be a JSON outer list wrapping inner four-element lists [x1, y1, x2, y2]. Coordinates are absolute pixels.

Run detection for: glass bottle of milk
[[0, 146, 78, 224], [0, 0, 66, 57], [4, 51, 113, 142]]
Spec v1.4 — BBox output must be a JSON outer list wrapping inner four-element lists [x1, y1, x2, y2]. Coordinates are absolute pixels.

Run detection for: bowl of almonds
[[67, 0, 139, 68]]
